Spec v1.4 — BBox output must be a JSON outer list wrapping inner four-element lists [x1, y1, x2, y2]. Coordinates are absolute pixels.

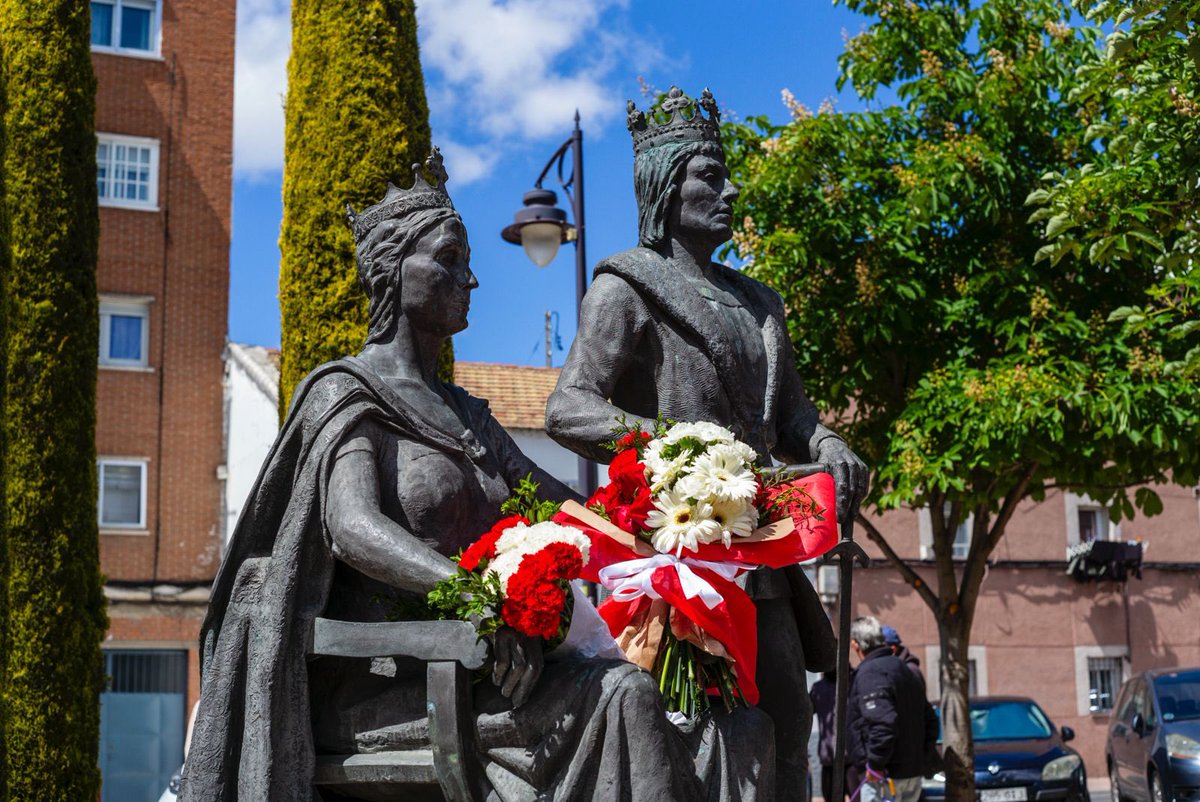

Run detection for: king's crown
[[346, 147, 454, 243], [627, 86, 721, 155]]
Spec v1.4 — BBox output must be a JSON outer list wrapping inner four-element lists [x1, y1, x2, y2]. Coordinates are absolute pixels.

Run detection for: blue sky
[[228, 0, 885, 366]]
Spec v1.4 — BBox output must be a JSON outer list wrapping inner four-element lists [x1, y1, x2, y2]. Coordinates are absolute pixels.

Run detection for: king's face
[[670, 153, 739, 252]]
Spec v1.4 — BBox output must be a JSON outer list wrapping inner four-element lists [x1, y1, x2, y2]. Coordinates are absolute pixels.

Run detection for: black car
[[1107, 668, 1200, 802], [924, 697, 1090, 802]]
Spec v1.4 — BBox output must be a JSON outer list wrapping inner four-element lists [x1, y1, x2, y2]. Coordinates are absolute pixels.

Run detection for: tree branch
[[959, 461, 1040, 612], [856, 513, 939, 610], [928, 490, 959, 607]]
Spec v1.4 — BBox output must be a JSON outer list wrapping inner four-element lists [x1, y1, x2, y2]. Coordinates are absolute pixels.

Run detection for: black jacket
[[895, 645, 925, 688], [846, 647, 939, 779]]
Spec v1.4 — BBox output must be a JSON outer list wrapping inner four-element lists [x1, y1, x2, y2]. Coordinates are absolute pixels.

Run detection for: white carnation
[[484, 550, 526, 593], [485, 520, 591, 593], [494, 521, 591, 566]]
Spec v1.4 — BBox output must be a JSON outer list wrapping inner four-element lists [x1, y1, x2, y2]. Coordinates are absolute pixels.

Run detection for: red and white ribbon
[[597, 554, 748, 609]]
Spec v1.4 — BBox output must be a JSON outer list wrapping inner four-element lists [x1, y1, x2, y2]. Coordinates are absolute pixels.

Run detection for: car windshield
[[1154, 671, 1200, 722], [969, 701, 1054, 741]]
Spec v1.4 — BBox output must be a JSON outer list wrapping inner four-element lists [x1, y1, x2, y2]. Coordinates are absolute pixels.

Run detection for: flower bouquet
[[427, 482, 592, 643], [555, 420, 838, 719]]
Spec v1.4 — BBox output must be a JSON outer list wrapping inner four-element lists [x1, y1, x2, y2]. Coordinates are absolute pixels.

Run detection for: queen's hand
[[490, 626, 544, 707]]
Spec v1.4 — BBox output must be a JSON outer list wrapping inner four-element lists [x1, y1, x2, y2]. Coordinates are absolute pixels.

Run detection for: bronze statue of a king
[[546, 86, 870, 797]]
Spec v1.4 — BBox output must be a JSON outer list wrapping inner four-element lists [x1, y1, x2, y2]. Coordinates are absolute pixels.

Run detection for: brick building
[[848, 486, 1200, 781], [91, 1, 235, 799]]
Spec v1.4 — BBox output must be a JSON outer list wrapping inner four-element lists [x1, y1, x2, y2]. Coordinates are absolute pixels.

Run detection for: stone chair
[[309, 618, 490, 802]]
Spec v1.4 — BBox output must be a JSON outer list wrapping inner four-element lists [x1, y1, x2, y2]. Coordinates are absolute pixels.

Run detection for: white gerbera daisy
[[648, 452, 693, 494], [710, 498, 758, 547], [645, 491, 722, 556], [642, 437, 667, 472], [672, 468, 708, 501], [689, 446, 758, 502]]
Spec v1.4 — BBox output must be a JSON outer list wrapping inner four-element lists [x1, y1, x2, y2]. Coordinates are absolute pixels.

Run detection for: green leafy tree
[[1032, 0, 1199, 376], [723, 2, 1199, 800], [280, 0, 454, 415], [0, 0, 108, 797]]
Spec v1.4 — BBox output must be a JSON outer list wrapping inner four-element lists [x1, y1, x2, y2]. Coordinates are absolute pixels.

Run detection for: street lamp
[[500, 111, 597, 498]]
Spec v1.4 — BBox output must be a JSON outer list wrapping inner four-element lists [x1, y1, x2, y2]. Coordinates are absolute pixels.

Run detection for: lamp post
[[501, 111, 597, 498]]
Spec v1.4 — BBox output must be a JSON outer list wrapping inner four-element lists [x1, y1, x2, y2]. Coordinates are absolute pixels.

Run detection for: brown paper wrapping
[[615, 598, 669, 670]]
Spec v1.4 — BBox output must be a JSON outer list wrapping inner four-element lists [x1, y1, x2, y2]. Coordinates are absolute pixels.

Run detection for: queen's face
[[401, 217, 478, 337], [669, 151, 739, 251]]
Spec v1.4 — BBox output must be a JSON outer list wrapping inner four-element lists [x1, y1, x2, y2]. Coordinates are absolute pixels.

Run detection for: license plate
[[980, 788, 1027, 802]]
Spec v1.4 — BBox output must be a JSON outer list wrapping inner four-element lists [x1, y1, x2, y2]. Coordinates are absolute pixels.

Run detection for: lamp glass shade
[[520, 222, 563, 268]]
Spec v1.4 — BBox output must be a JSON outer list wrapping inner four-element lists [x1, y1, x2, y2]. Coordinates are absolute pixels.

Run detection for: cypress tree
[[0, 26, 8, 801], [0, 1, 108, 798], [280, 0, 453, 413]]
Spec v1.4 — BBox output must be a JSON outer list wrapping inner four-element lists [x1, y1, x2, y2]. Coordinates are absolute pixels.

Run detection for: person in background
[[846, 617, 938, 802], [882, 625, 924, 688], [810, 669, 839, 801]]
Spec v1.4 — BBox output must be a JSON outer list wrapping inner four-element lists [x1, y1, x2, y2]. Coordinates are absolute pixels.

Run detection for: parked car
[[923, 696, 1090, 802], [1106, 668, 1200, 802]]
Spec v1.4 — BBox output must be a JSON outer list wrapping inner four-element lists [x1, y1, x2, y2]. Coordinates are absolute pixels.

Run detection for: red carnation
[[458, 514, 529, 572], [501, 543, 583, 639]]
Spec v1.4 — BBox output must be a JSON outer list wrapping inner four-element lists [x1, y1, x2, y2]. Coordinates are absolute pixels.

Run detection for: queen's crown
[[627, 86, 721, 155], [346, 147, 454, 243]]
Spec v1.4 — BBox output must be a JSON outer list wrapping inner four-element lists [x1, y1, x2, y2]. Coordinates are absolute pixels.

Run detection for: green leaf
[[1107, 306, 1141, 322], [1045, 214, 1075, 238], [1135, 487, 1165, 517]]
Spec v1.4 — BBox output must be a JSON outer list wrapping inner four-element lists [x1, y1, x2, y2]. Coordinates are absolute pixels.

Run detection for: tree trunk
[[940, 621, 976, 802], [0, 1, 108, 797]]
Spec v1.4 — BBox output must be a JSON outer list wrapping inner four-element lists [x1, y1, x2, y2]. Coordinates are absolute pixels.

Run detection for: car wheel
[[1110, 762, 1123, 802], [1149, 771, 1166, 802]]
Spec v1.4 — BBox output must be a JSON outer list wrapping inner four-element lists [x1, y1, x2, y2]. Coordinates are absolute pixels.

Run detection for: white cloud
[[417, 0, 637, 146], [233, 0, 290, 179], [232, 0, 643, 181], [436, 138, 500, 186]]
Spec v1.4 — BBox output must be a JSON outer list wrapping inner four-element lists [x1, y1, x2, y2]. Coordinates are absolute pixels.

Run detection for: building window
[[1088, 656, 1125, 713], [99, 298, 150, 367], [1065, 492, 1121, 547], [1078, 507, 1110, 543], [918, 503, 972, 560], [1074, 645, 1128, 715], [98, 458, 147, 529], [925, 645, 989, 701], [90, 0, 160, 56], [96, 134, 159, 210]]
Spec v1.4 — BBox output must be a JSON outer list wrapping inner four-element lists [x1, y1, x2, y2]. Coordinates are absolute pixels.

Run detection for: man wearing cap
[[847, 616, 938, 802], [883, 625, 925, 688]]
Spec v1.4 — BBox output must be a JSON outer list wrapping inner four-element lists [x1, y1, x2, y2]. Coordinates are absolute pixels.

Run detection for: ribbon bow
[[598, 554, 746, 609]]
